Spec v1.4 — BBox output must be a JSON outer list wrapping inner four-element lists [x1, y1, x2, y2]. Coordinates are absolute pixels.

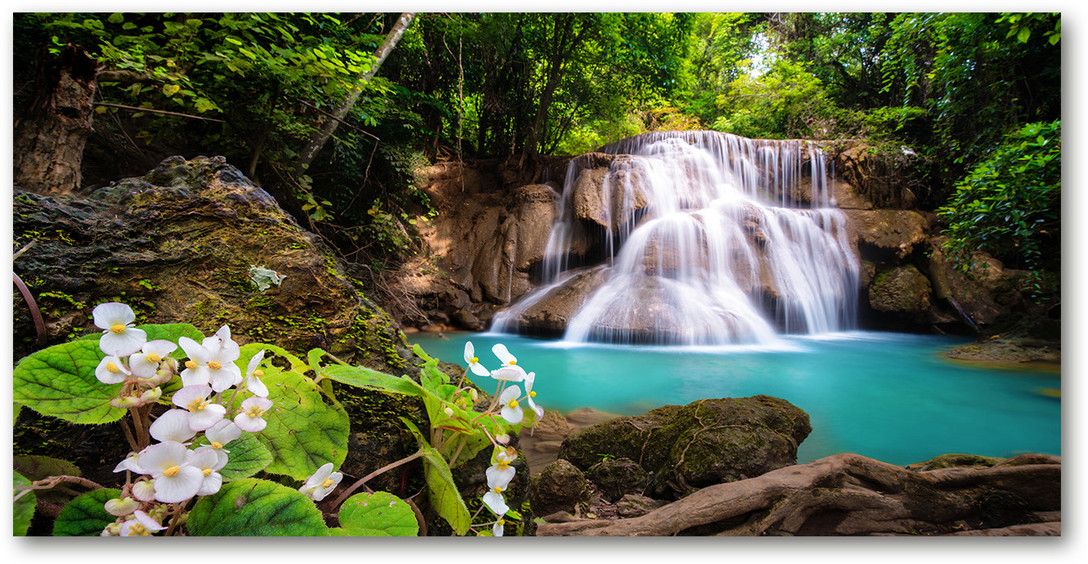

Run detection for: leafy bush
[[937, 120, 1060, 275]]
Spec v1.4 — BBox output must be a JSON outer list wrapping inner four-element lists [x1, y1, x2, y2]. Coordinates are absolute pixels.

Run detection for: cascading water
[[491, 131, 859, 346]]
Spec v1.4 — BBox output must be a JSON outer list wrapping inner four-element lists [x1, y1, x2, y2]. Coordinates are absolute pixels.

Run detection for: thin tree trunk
[[13, 45, 99, 195], [293, 13, 415, 174]]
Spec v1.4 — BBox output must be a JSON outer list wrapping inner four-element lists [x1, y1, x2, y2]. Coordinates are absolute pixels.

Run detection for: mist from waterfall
[[492, 131, 860, 346]]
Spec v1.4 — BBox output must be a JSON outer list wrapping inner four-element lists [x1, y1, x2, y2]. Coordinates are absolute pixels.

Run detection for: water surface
[[408, 331, 1060, 465]]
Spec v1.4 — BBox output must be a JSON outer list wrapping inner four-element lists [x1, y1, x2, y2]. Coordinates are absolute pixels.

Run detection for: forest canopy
[[12, 12, 1061, 282]]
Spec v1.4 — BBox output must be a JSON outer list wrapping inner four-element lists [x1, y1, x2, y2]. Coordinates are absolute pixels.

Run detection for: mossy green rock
[[12, 156, 433, 505], [529, 459, 590, 518], [557, 395, 811, 499], [906, 453, 1005, 472], [868, 263, 933, 321]]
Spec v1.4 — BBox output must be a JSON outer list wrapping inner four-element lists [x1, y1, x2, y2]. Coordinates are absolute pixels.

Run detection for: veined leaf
[[337, 491, 419, 536], [13, 472, 35, 536], [13, 340, 124, 424], [53, 489, 122, 536], [188, 479, 328, 536], [402, 418, 471, 535], [254, 367, 349, 480]]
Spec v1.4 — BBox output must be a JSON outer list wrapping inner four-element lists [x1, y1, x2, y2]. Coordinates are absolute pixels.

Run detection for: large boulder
[[557, 396, 812, 499], [12, 155, 431, 497], [867, 263, 934, 326], [529, 459, 591, 517]]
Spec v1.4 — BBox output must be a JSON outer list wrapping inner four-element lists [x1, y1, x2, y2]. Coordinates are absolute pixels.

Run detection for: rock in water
[[557, 395, 812, 499]]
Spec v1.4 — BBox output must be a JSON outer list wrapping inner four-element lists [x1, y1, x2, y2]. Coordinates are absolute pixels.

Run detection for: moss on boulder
[[557, 395, 811, 499]]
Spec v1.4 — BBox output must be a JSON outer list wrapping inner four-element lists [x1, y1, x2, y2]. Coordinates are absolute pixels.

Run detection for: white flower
[[131, 480, 156, 503], [113, 453, 146, 475], [299, 462, 343, 502], [243, 349, 269, 397], [129, 340, 178, 380], [178, 326, 242, 392], [93, 302, 147, 357], [463, 341, 490, 376], [172, 384, 226, 431], [486, 448, 517, 491], [119, 510, 166, 537], [491, 343, 517, 367], [497, 385, 524, 424], [203, 419, 242, 467], [148, 409, 197, 444], [482, 468, 510, 516], [523, 371, 545, 426], [234, 396, 273, 432], [94, 355, 131, 385], [104, 496, 139, 517], [136, 441, 203, 504], [187, 447, 226, 497], [489, 365, 526, 382], [493, 518, 505, 537]]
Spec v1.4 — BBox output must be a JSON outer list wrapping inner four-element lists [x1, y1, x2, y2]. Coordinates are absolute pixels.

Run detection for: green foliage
[[13, 472, 35, 536], [938, 120, 1061, 275], [402, 418, 472, 535], [246, 361, 350, 481], [335, 491, 419, 536], [188, 479, 329, 536], [13, 339, 124, 425], [193, 431, 273, 481], [52, 489, 122, 536], [711, 57, 836, 139]]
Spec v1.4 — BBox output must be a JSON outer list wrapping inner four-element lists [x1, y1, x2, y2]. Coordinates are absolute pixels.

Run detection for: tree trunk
[[13, 45, 100, 195], [293, 13, 416, 175], [536, 453, 1061, 536]]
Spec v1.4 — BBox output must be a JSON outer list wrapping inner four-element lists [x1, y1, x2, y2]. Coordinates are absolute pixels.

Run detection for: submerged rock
[[558, 395, 812, 499]]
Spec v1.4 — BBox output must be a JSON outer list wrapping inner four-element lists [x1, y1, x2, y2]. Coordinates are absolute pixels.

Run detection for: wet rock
[[586, 457, 652, 503], [529, 459, 591, 517], [558, 395, 812, 499], [907, 453, 1005, 472], [867, 264, 933, 325]]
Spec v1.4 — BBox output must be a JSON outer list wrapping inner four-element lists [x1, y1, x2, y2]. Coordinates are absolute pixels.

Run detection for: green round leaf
[[187, 479, 328, 536], [53, 488, 122, 536], [337, 491, 419, 536], [254, 368, 349, 480], [13, 472, 36, 536], [13, 340, 124, 424]]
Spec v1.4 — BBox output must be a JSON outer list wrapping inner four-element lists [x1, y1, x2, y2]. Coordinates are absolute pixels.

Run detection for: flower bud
[[495, 433, 511, 445], [110, 395, 141, 409], [101, 522, 122, 536], [468, 388, 479, 402], [139, 387, 162, 404], [443, 406, 455, 417], [105, 496, 139, 517], [132, 480, 156, 502]]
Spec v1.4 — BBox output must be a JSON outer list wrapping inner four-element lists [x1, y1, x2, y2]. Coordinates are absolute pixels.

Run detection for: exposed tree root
[[536, 453, 1060, 536]]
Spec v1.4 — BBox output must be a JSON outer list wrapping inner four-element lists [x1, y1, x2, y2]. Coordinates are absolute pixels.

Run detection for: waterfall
[[491, 131, 859, 345]]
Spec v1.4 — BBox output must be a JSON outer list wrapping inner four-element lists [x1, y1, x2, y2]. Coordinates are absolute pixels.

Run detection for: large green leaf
[[319, 364, 425, 397], [337, 491, 419, 536], [52, 488, 122, 536], [12, 340, 124, 424], [187, 479, 328, 536], [402, 418, 471, 535], [191, 431, 273, 481], [255, 368, 349, 480], [13, 472, 35, 536], [13, 454, 82, 481]]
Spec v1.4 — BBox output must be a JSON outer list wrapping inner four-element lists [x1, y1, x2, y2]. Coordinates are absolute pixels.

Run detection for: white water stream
[[493, 131, 859, 345]]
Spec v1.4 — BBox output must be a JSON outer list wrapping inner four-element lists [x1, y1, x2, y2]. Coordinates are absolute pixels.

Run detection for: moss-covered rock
[[586, 457, 651, 503], [529, 459, 591, 517], [868, 264, 933, 323], [557, 395, 811, 499]]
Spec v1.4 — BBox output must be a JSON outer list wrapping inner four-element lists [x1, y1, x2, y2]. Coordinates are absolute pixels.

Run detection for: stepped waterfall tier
[[492, 131, 860, 345]]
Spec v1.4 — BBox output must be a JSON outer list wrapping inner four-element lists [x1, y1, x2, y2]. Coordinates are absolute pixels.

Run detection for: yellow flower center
[[185, 361, 197, 370], [470, 357, 479, 364], [529, 391, 536, 397], [203, 468, 213, 476], [210, 441, 223, 449], [497, 519, 505, 526], [207, 361, 222, 370], [509, 360, 516, 366], [187, 398, 207, 412], [492, 486, 504, 494], [497, 461, 510, 470], [130, 523, 148, 536], [147, 353, 162, 363], [163, 465, 180, 478], [253, 369, 264, 377], [110, 324, 126, 334], [245, 405, 265, 418], [106, 362, 122, 373], [506, 399, 519, 408], [321, 478, 336, 489]]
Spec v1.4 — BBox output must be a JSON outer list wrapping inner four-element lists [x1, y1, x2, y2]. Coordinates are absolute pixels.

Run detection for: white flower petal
[[490, 365, 526, 382], [188, 403, 226, 431], [492, 343, 516, 366], [153, 465, 204, 503], [482, 490, 509, 515], [464, 341, 475, 364], [486, 465, 516, 490], [95, 356, 130, 384], [208, 364, 243, 393], [136, 440, 189, 474], [92, 302, 135, 330], [148, 410, 197, 443], [205, 419, 242, 446], [99, 328, 147, 357]]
